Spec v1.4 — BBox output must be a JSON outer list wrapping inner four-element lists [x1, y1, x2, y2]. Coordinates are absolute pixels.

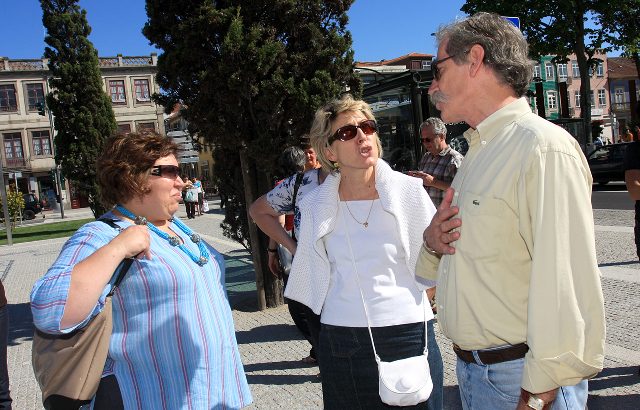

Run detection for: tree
[[144, 0, 360, 309], [461, 0, 610, 143], [41, 0, 117, 217]]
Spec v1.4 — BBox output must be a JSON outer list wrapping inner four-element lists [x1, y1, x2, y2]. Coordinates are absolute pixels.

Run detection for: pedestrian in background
[[419, 12, 605, 410], [0, 281, 12, 410], [183, 178, 198, 219], [286, 94, 442, 408], [409, 117, 463, 208], [31, 132, 252, 409]]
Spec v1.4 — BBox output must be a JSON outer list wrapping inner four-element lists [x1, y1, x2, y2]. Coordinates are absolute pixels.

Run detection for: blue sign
[[503, 16, 520, 30]]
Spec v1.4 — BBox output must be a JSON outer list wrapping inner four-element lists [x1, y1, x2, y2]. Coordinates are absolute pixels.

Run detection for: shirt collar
[[437, 146, 452, 156], [464, 98, 531, 148]]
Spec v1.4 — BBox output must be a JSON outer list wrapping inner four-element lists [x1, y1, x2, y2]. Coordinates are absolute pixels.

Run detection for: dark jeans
[[286, 299, 320, 361], [185, 201, 196, 218], [318, 321, 443, 409], [94, 375, 124, 409], [0, 306, 11, 410]]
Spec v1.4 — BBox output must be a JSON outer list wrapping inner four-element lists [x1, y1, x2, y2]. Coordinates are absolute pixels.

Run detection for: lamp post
[[0, 154, 13, 245]]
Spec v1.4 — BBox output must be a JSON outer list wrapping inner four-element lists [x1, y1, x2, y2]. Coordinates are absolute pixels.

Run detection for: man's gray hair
[[435, 12, 534, 96], [420, 117, 447, 136]]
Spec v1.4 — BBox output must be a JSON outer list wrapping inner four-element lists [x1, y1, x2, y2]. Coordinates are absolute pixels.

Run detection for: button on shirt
[[418, 146, 463, 207], [416, 98, 605, 393]]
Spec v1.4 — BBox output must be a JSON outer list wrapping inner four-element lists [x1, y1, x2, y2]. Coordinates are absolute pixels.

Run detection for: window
[[421, 60, 431, 70], [574, 91, 581, 107], [3, 132, 23, 159], [108, 80, 126, 104], [572, 62, 580, 78], [545, 62, 555, 80], [117, 123, 132, 134], [411, 60, 421, 70], [614, 88, 624, 103], [31, 130, 52, 156], [596, 62, 604, 77], [134, 79, 151, 102], [0, 84, 18, 112], [557, 64, 568, 80], [547, 91, 557, 109], [26, 83, 45, 111], [533, 64, 541, 78], [137, 122, 155, 132], [589, 90, 595, 106], [597, 89, 606, 106]]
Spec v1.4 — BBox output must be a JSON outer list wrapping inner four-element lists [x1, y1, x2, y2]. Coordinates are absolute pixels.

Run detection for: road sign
[[503, 16, 520, 30]]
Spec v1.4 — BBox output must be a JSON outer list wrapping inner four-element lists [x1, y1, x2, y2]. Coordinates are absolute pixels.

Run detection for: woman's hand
[[110, 225, 152, 260]]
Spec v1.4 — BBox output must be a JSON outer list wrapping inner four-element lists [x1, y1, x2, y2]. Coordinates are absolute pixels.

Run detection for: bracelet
[[267, 248, 278, 253], [422, 241, 441, 257]]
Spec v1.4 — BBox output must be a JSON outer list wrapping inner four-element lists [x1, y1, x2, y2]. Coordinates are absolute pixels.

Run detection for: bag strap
[[98, 218, 134, 297], [340, 205, 429, 361], [290, 172, 304, 241]]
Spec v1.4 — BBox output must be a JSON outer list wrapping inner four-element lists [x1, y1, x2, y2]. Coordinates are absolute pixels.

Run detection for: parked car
[[587, 142, 631, 185], [22, 193, 42, 220]]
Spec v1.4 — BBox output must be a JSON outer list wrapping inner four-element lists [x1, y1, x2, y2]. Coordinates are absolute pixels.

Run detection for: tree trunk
[[239, 148, 284, 310], [573, 1, 592, 145]]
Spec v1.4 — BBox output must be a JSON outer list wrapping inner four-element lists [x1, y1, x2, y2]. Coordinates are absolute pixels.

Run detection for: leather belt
[[453, 343, 529, 365]]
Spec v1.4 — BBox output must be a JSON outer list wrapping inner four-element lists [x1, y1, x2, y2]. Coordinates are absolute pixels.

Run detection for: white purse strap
[[340, 204, 429, 362]]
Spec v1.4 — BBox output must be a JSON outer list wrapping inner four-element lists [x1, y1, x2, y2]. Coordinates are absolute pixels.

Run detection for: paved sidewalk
[[1, 201, 639, 409]]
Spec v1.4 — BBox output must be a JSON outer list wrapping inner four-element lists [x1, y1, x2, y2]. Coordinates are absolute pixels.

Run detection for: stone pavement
[[1, 201, 638, 409]]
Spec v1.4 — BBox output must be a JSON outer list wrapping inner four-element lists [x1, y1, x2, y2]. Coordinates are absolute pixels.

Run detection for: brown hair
[[97, 131, 179, 207]]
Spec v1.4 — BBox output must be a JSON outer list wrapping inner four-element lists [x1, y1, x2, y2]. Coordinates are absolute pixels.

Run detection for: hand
[[516, 388, 557, 410], [423, 188, 461, 255], [267, 251, 282, 278], [110, 225, 152, 260]]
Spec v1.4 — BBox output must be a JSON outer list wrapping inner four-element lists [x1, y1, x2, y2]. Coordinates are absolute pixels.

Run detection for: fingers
[[439, 188, 455, 212]]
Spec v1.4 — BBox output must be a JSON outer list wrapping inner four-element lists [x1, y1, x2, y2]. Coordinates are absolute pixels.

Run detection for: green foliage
[[6, 190, 25, 227], [460, 0, 612, 142], [143, 0, 361, 248], [598, 0, 640, 79], [41, 0, 117, 217]]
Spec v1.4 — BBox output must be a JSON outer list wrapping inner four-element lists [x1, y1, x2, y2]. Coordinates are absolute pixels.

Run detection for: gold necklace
[[344, 199, 375, 228]]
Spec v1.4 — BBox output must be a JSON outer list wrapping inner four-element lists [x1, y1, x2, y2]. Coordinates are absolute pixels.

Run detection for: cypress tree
[[41, 0, 117, 217]]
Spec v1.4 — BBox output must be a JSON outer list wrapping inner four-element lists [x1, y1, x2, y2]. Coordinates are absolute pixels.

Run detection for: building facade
[[607, 57, 640, 141], [0, 54, 164, 209]]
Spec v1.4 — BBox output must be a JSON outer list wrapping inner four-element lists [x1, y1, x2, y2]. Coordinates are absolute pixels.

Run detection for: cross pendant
[[363, 222, 368, 228]]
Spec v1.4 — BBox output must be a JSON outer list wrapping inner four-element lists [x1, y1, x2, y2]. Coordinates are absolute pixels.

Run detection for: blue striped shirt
[[31, 212, 252, 409]]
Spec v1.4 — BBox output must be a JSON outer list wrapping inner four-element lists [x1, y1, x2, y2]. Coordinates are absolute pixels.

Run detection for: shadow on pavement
[[599, 260, 640, 268], [244, 359, 317, 373], [236, 323, 304, 344], [589, 366, 640, 390], [245, 372, 320, 386], [7, 302, 34, 346], [587, 393, 640, 409]]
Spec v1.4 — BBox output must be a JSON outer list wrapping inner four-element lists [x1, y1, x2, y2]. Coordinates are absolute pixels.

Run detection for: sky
[[0, 0, 467, 61]]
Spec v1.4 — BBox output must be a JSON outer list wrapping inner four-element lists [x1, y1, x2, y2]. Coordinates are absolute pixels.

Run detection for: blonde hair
[[309, 94, 383, 173]]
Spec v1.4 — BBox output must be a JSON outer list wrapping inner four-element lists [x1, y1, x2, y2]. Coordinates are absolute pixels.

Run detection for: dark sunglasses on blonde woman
[[150, 165, 181, 179], [329, 119, 378, 144]]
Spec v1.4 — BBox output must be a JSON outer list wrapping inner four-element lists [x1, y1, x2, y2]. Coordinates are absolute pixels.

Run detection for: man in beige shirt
[[417, 12, 605, 410]]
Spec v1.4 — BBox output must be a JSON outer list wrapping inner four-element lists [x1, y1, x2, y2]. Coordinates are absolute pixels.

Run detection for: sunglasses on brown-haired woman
[[150, 165, 180, 179], [329, 119, 377, 144]]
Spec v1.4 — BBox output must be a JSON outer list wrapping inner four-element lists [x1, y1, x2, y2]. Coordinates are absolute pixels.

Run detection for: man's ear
[[324, 145, 337, 162], [468, 44, 485, 76]]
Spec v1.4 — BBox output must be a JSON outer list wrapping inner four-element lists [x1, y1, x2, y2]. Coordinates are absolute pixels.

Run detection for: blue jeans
[[456, 355, 587, 410], [318, 320, 443, 409]]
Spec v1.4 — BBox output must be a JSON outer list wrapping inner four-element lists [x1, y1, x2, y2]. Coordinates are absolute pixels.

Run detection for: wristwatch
[[521, 390, 552, 410]]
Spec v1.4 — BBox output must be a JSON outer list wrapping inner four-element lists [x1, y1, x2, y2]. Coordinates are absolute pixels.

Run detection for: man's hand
[[516, 388, 558, 410], [423, 188, 461, 255], [409, 170, 435, 186], [267, 251, 282, 278]]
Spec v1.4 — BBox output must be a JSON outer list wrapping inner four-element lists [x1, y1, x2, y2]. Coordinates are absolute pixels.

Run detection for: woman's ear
[[324, 145, 337, 163]]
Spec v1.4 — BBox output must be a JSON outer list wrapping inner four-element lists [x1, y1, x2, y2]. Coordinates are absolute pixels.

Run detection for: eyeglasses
[[431, 50, 470, 81], [329, 119, 377, 144], [420, 138, 433, 143], [150, 165, 180, 179]]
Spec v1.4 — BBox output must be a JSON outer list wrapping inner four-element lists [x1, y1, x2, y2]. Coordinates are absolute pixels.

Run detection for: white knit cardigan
[[284, 159, 437, 315]]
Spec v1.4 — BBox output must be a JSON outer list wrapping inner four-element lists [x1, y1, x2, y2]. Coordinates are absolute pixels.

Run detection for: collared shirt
[[416, 98, 605, 393], [418, 146, 463, 207], [31, 212, 252, 409]]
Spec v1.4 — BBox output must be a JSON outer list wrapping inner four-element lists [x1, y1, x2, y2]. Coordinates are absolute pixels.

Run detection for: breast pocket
[[457, 192, 514, 261]]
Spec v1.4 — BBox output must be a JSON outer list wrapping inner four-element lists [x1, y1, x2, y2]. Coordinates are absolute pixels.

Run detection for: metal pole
[[0, 161, 13, 245], [45, 78, 64, 219], [14, 173, 22, 227]]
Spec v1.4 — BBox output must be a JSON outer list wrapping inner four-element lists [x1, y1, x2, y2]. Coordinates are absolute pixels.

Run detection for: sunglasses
[[431, 50, 470, 81], [150, 165, 180, 179], [420, 138, 433, 143], [329, 119, 377, 144]]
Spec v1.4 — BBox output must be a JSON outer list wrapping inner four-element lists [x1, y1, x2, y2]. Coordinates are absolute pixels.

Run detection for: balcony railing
[[4, 157, 26, 168], [611, 102, 631, 112]]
